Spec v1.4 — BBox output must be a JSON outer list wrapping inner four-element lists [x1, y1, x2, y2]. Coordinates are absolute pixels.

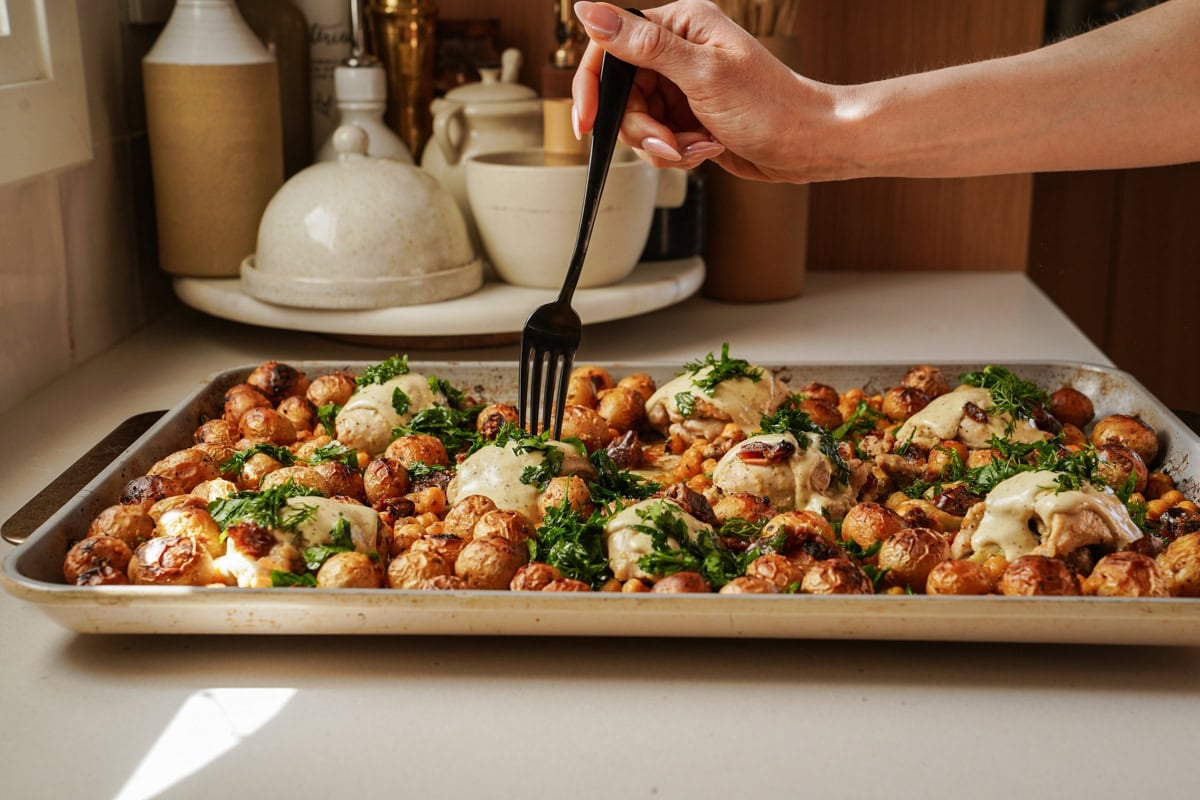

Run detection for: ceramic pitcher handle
[[433, 103, 466, 165]]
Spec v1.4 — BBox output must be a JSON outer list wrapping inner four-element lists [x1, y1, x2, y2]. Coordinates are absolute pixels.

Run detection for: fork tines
[[518, 343, 575, 438]]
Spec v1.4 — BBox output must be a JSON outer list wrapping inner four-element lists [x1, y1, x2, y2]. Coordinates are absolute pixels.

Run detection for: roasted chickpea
[[411, 486, 448, 517], [63, 536, 133, 584], [596, 386, 646, 433], [877, 528, 950, 592], [119, 474, 184, 511], [363, 457, 410, 506], [246, 360, 309, 404], [237, 450, 286, 490], [222, 383, 271, 426], [258, 465, 331, 495], [966, 448, 1001, 469], [475, 403, 519, 440], [511, 562, 564, 591], [129, 535, 225, 586], [617, 372, 657, 403], [277, 396, 317, 434], [1058, 423, 1087, 447], [1144, 472, 1175, 500], [1095, 444, 1149, 494], [194, 418, 239, 447], [798, 381, 841, 407], [1083, 552, 1169, 597], [472, 509, 534, 545], [237, 407, 297, 445], [385, 434, 449, 468], [998, 555, 1081, 596], [841, 502, 906, 551], [539, 475, 594, 518], [1090, 414, 1159, 467], [147, 447, 221, 493], [564, 374, 597, 408], [387, 550, 452, 589], [316, 551, 381, 588], [559, 404, 612, 452], [1157, 532, 1200, 597], [901, 365, 950, 399], [651, 571, 711, 593], [571, 365, 615, 394], [455, 535, 528, 590], [444, 494, 500, 537], [306, 372, 357, 409], [313, 459, 365, 501], [925, 560, 994, 595], [87, 504, 155, 550], [744, 554, 806, 591], [542, 578, 593, 592], [622, 578, 650, 592], [882, 386, 931, 423], [801, 560, 874, 594], [719, 576, 780, 594]]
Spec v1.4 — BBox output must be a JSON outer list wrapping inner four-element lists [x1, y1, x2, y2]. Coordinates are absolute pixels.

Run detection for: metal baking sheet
[[4, 359, 1200, 644]]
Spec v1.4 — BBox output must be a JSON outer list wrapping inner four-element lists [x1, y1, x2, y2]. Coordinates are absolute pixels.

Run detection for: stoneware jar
[[419, 48, 542, 244], [242, 125, 483, 309]]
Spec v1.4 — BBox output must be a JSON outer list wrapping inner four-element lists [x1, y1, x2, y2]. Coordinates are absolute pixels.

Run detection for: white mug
[[465, 147, 687, 289]]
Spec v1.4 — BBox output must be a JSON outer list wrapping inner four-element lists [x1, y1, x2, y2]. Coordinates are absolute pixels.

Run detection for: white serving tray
[[5, 359, 1200, 644]]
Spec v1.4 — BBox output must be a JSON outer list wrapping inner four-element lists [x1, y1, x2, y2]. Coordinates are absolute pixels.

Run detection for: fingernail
[[575, 2, 621, 39], [641, 137, 683, 162], [682, 141, 725, 160], [571, 104, 582, 141]]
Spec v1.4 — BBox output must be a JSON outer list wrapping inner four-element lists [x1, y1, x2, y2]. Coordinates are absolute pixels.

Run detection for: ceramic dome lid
[[443, 48, 536, 104], [242, 125, 483, 310]]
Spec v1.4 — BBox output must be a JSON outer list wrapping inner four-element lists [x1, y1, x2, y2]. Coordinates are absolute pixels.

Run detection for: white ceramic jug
[[420, 49, 542, 247]]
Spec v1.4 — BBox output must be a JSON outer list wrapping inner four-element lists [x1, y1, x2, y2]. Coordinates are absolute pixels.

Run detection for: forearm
[[819, 0, 1200, 180]]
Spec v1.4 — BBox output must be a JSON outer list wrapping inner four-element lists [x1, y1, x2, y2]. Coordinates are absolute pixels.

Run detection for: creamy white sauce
[[446, 440, 593, 520], [711, 432, 856, 518], [645, 364, 784, 435], [894, 386, 1046, 450], [285, 496, 382, 555], [966, 470, 1142, 560], [603, 498, 712, 581], [335, 373, 444, 456]]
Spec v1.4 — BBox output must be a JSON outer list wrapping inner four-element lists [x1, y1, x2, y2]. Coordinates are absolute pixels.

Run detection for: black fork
[[517, 10, 643, 436]]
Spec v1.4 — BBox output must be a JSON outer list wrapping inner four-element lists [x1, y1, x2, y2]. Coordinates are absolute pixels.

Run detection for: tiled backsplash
[[0, 1, 171, 413]]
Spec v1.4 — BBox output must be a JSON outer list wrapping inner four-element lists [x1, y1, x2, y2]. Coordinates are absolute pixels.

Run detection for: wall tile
[[0, 176, 72, 412]]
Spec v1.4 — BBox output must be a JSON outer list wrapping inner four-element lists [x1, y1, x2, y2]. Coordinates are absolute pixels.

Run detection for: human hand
[[571, 0, 835, 182]]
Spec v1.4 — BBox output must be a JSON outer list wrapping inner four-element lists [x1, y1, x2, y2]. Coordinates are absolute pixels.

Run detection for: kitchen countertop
[[2, 271, 1197, 799]]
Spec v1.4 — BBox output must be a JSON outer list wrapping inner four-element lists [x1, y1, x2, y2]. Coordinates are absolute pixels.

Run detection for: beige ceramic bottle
[[143, 0, 284, 278]]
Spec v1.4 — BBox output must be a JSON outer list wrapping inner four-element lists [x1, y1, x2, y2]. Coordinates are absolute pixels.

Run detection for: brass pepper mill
[[365, 0, 437, 155]]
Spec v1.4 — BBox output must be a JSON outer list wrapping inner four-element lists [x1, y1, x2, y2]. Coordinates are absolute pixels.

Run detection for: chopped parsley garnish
[[395, 404, 482, 454], [302, 517, 355, 571], [357, 354, 410, 388], [271, 570, 317, 588], [316, 402, 341, 434], [959, 365, 1047, 428], [307, 441, 359, 469], [208, 481, 324, 532], [757, 404, 851, 487], [520, 448, 564, 488], [632, 500, 748, 589], [391, 387, 411, 416], [219, 443, 295, 475], [838, 538, 883, 562], [487, 424, 567, 488], [427, 375, 467, 408], [832, 400, 884, 441], [681, 343, 762, 396], [530, 501, 612, 588], [406, 461, 448, 482], [675, 392, 697, 418], [587, 450, 661, 504]]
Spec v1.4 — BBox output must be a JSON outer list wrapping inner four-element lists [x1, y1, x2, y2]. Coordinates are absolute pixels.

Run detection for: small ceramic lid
[[444, 48, 536, 104], [242, 126, 483, 310]]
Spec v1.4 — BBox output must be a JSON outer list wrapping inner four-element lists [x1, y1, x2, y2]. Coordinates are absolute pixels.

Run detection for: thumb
[[574, 2, 704, 86]]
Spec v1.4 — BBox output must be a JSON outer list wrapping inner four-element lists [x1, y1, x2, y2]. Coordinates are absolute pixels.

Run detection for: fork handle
[[557, 8, 645, 305]]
